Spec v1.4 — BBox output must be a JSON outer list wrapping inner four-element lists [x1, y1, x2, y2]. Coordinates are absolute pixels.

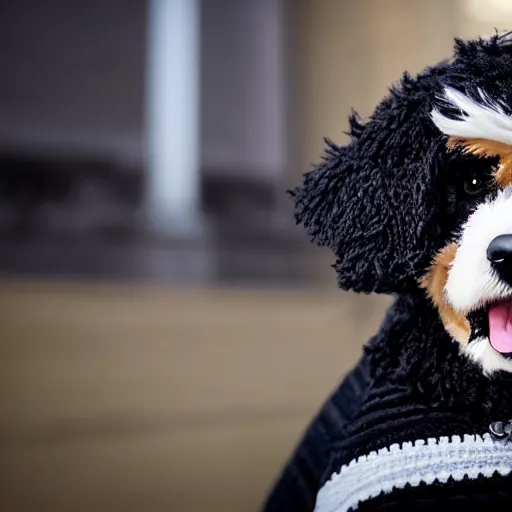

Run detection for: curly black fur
[[291, 32, 512, 294]]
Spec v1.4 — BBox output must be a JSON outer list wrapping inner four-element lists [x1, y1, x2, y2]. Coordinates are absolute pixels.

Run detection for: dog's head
[[292, 33, 512, 375]]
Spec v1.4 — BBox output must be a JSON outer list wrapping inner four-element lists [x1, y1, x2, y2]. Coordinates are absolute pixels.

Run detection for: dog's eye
[[464, 176, 487, 196]]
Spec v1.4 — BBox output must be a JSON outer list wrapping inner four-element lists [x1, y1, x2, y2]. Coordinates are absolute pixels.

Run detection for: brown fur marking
[[420, 242, 470, 345], [447, 137, 512, 157], [495, 155, 512, 187]]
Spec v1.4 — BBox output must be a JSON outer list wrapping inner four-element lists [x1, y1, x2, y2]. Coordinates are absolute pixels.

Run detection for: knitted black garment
[[356, 474, 512, 511], [314, 295, 512, 511], [265, 295, 512, 511]]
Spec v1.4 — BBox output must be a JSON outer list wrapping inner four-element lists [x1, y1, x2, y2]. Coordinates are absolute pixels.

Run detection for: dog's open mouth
[[488, 301, 512, 358], [469, 300, 512, 360]]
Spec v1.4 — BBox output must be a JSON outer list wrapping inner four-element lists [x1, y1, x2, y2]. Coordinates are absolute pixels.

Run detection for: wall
[[0, 0, 291, 183], [0, 0, 146, 163], [201, 0, 289, 180], [455, 0, 512, 38]]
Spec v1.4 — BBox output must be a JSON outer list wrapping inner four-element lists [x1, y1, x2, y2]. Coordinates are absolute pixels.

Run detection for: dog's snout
[[488, 235, 512, 286]]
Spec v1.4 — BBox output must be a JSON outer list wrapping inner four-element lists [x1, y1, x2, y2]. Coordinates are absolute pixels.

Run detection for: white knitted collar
[[315, 433, 512, 512]]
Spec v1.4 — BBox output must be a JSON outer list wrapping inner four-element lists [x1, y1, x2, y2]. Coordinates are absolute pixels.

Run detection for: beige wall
[[456, 0, 512, 38]]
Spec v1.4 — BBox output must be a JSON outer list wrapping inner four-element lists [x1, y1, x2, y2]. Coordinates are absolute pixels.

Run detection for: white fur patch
[[445, 187, 512, 312], [431, 87, 512, 145], [465, 337, 512, 375]]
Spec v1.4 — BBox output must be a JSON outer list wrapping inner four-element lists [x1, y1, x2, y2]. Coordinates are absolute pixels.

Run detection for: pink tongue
[[489, 302, 512, 354]]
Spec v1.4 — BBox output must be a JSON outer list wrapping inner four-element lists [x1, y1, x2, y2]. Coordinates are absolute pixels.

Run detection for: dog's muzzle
[[442, 187, 512, 372], [445, 187, 512, 314]]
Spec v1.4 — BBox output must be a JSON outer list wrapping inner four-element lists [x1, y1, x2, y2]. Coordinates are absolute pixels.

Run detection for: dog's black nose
[[488, 235, 512, 286]]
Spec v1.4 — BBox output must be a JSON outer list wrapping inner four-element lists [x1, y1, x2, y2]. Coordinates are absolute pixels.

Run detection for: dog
[[264, 32, 512, 511]]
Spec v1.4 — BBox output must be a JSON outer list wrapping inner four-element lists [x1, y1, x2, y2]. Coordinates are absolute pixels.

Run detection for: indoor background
[[0, 1, 509, 511]]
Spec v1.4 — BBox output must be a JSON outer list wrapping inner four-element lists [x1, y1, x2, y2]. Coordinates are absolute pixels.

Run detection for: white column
[[146, 0, 201, 237]]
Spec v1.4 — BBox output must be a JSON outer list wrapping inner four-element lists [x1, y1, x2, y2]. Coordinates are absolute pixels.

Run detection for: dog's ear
[[291, 72, 446, 294]]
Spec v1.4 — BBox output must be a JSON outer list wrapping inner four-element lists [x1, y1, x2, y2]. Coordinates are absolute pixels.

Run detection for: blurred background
[[0, 1, 511, 510]]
